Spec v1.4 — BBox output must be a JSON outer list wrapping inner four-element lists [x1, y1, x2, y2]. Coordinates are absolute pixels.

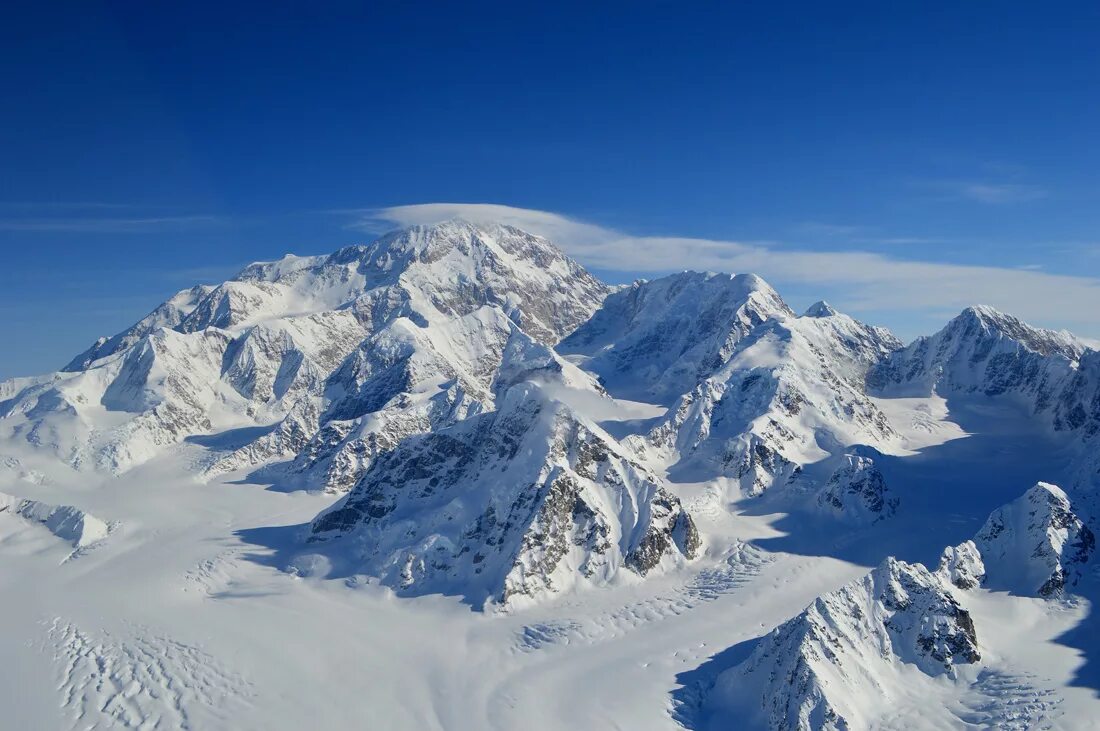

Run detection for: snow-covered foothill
[[0, 491, 109, 548]]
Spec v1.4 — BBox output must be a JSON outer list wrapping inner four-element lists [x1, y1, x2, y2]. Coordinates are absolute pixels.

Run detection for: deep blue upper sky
[[2, 2, 1099, 378]]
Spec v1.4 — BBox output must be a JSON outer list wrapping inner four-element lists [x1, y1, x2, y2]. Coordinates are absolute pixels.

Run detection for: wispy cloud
[[0, 214, 228, 233], [915, 179, 1048, 205], [360, 203, 1100, 334], [793, 222, 947, 247], [0, 201, 141, 211]]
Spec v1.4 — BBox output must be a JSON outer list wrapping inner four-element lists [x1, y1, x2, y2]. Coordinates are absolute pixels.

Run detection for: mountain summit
[[0, 220, 610, 474]]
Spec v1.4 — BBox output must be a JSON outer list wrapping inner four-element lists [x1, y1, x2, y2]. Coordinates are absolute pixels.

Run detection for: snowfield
[[2, 219, 1099, 730]]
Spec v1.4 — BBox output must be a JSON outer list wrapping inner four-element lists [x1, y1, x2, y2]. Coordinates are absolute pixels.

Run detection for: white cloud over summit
[[360, 202, 1100, 338]]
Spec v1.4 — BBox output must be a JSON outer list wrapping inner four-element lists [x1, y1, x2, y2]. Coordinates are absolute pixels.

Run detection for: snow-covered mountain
[[947, 482, 1095, 597], [868, 305, 1085, 405], [306, 380, 699, 608], [703, 480, 1097, 730], [0, 220, 610, 475], [706, 556, 980, 731], [637, 292, 902, 495], [3, 218, 1100, 730], [558, 272, 794, 403]]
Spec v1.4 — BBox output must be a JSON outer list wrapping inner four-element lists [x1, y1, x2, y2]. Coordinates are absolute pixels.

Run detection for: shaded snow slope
[[0, 491, 109, 548]]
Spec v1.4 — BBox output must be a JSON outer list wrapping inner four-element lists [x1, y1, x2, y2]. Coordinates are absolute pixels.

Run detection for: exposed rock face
[[815, 454, 898, 523], [307, 382, 698, 608], [708, 558, 979, 731], [970, 482, 1094, 597], [1053, 349, 1100, 437], [642, 302, 901, 495], [936, 540, 986, 590]]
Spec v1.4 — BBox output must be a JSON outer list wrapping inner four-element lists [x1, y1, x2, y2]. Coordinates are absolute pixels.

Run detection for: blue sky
[[2, 2, 1099, 379]]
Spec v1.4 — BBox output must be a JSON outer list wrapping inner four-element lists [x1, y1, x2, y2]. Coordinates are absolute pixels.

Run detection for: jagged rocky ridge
[[307, 381, 700, 609]]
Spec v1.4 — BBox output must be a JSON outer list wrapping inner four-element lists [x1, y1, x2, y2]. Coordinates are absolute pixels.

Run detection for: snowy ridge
[[868, 305, 1085, 405], [0, 491, 109, 549], [643, 301, 901, 495], [213, 306, 606, 491], [62, 284, 214, 372], [559, 271, 794, 403]]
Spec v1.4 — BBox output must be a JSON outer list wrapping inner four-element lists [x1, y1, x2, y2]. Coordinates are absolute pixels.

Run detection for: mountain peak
[[306, 378, 699, 608], [803, 300, 838, 318], [947, 305, 1085, 360], [559, 270, 794, 402]]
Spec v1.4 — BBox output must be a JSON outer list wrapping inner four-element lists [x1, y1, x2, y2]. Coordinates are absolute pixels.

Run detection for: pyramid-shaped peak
[[804, 300, 839, 318]]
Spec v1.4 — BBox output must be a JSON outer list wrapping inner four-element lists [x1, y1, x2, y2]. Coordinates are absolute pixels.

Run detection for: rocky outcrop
[[815, 454, 898, 523], [936, 540, 986, 590]]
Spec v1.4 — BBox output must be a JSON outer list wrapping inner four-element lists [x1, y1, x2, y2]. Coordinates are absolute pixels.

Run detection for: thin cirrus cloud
[[0, 214, 227, 233], [919, 179, 1049, 204], [0, 204, 229, 232], [358, 202, 1100, 336]]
